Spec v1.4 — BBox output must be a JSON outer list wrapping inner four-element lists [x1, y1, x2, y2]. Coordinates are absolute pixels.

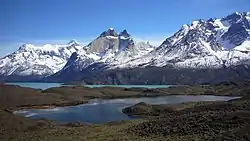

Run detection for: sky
[[1, 0, 250, 57]]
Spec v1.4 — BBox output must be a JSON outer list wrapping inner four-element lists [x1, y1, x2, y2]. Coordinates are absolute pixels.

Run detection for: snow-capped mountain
[[0, 28, 154, 82], [85, 28, 154, 63], [50, 12, 250, 84], [2, 12, 250, 84], [0, 40, 81, 77], [57, 28, 155, 73], [113, 12, 250, 69]]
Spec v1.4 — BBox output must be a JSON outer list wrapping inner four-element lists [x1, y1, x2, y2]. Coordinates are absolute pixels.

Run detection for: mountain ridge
[[48, 12, 250, 84], [1, 12, 250, 84], [0, 28, 155, 82]]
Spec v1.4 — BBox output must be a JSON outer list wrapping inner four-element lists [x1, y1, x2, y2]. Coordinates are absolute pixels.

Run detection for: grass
[[126, 97, 250, 141], [0, 82, 250, 141]]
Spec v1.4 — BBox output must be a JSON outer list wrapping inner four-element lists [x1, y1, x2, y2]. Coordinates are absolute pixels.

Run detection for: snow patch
[[106, 36, 118, 39], [191, 21, 200, 28], [234, 40, 250, 51]]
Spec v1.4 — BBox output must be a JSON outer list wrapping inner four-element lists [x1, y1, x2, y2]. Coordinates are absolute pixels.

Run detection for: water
[[84, 85, 170, 89], [14, 95, 240, 124], [6, 82, 170, 90], [6, 82, 63, 90]]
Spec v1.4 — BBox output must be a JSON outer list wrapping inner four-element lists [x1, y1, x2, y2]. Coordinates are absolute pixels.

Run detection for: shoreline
[[1, 81, 250, 141], [3, 83, 246, 111], [11, 93, 241, 111]]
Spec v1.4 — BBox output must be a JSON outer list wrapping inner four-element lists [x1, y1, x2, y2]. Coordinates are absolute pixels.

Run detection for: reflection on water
[[14, 95, 240, 124]]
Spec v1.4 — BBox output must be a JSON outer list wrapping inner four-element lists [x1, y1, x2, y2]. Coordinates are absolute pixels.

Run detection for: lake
[[6, 82, 63, 90], [6, 82, 170, 90], [14, 95, 240, 124]]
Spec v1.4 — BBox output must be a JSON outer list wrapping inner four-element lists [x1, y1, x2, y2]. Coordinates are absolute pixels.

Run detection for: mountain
[[112, 12, 250, 69], [1, 12, 250, 84], [47, 28, 155, 82], [83, 28, 154, 64], [0, 40, 81, 81], [48, 12, 250, 84]]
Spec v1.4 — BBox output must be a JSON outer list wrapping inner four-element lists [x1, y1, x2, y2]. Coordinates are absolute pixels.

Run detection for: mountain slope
[[0, 40, 81, 80], [112, 12, 250, 69], [48, 28, 155, 82], [2, 12, 250, 84], [48, 12, 250, 84]]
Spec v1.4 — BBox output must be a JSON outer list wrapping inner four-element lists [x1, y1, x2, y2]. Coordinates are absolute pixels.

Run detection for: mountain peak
[[221, 12, 246, 23], [181, 24, 190, 30], [190, 19, 204, 28], [18, 44, 27, 51], [109, 27, 114, 30], [67, 39, 79, 46], [99, 28, 118, 37], [225, 12, 247, 17], [233, 12, 250, 16], [119, 29, 131, 38], [17, 44, 34, 51]]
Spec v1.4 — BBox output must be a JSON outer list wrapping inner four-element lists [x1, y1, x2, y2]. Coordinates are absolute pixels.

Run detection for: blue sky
[[1, 0, 250, 56]]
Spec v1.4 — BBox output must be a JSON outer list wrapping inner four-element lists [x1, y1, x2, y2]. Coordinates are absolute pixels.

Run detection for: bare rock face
[[86, 28, 138, 58], [57, 28, 153, 73], [86, 28, 120, 55]]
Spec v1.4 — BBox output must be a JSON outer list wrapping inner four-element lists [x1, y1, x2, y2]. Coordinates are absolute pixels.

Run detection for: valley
[[1, 10, 250, 141], [0, 81, 250, 140]]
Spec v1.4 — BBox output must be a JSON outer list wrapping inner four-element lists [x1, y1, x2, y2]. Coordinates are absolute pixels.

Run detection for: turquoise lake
[[7, 82, 63, 90], [7, 82, 170, 90]]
